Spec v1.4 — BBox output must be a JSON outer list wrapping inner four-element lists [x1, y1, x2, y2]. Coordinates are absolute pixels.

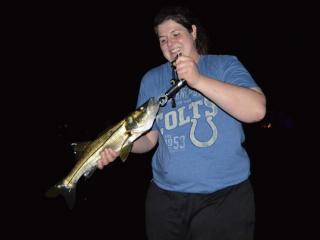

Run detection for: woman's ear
[[191, 25, 197, 40]]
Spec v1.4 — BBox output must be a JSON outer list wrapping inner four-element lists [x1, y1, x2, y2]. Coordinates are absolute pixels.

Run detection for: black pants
[[145, 179, 255, 240]]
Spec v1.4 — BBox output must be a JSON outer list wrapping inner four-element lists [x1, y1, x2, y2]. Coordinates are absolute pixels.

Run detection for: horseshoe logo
[[190, 116, 217, 147]]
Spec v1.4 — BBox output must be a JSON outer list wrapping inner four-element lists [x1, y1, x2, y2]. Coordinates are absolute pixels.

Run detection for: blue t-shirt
[[137, 55, 259, 193]]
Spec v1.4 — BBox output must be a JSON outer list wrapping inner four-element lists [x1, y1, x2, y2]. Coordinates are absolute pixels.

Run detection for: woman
[[98, 5, 266, 240]]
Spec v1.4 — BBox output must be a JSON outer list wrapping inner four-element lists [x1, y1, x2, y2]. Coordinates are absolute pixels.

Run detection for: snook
[[45, 97, 159, 209]]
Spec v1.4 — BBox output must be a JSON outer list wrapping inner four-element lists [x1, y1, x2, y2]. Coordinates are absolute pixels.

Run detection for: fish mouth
[[147, 97, 160, 112], [148, 97, 157, 105]]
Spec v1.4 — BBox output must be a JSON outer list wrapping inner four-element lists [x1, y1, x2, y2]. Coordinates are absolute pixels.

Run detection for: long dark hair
[[153, 5, 209, 54]]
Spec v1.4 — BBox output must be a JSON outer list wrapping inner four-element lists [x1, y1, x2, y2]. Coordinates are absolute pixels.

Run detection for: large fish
[[45, 97, 160, 209]]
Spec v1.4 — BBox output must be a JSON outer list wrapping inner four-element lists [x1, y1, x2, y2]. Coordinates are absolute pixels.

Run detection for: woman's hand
[[97, 148, 119, 170], [174, 55, 202, 88]]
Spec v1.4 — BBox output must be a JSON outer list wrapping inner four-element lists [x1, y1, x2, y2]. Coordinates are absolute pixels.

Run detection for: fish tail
[[45, 182, 77, 209]]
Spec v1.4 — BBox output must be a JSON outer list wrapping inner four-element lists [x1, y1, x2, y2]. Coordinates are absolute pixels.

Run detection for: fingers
[[176, 58, 194, 77], [174, 55, 199, 86], [97, 148, 119, 170]]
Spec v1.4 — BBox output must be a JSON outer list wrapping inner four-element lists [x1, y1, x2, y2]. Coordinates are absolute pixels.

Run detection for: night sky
[[20, 1, 313, 239]]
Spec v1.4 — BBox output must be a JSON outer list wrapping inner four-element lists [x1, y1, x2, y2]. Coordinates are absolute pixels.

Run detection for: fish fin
[[70, 141, 91, 158], [83, 166, 97, 179], [45, 182, 76, 210], [45, 184, 61, 198], [119, 142, 133, 162]]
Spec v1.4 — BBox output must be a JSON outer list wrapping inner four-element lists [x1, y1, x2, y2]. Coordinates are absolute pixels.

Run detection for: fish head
[[127, 97, 160, 133], [142, 96, 160, 117]]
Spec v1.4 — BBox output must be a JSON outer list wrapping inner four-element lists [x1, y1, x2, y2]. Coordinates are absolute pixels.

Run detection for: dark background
[[19, 0, 314, 239]]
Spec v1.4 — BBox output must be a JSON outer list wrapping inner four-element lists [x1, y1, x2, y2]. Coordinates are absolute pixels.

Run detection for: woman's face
[[157, 19, 198, 62]]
